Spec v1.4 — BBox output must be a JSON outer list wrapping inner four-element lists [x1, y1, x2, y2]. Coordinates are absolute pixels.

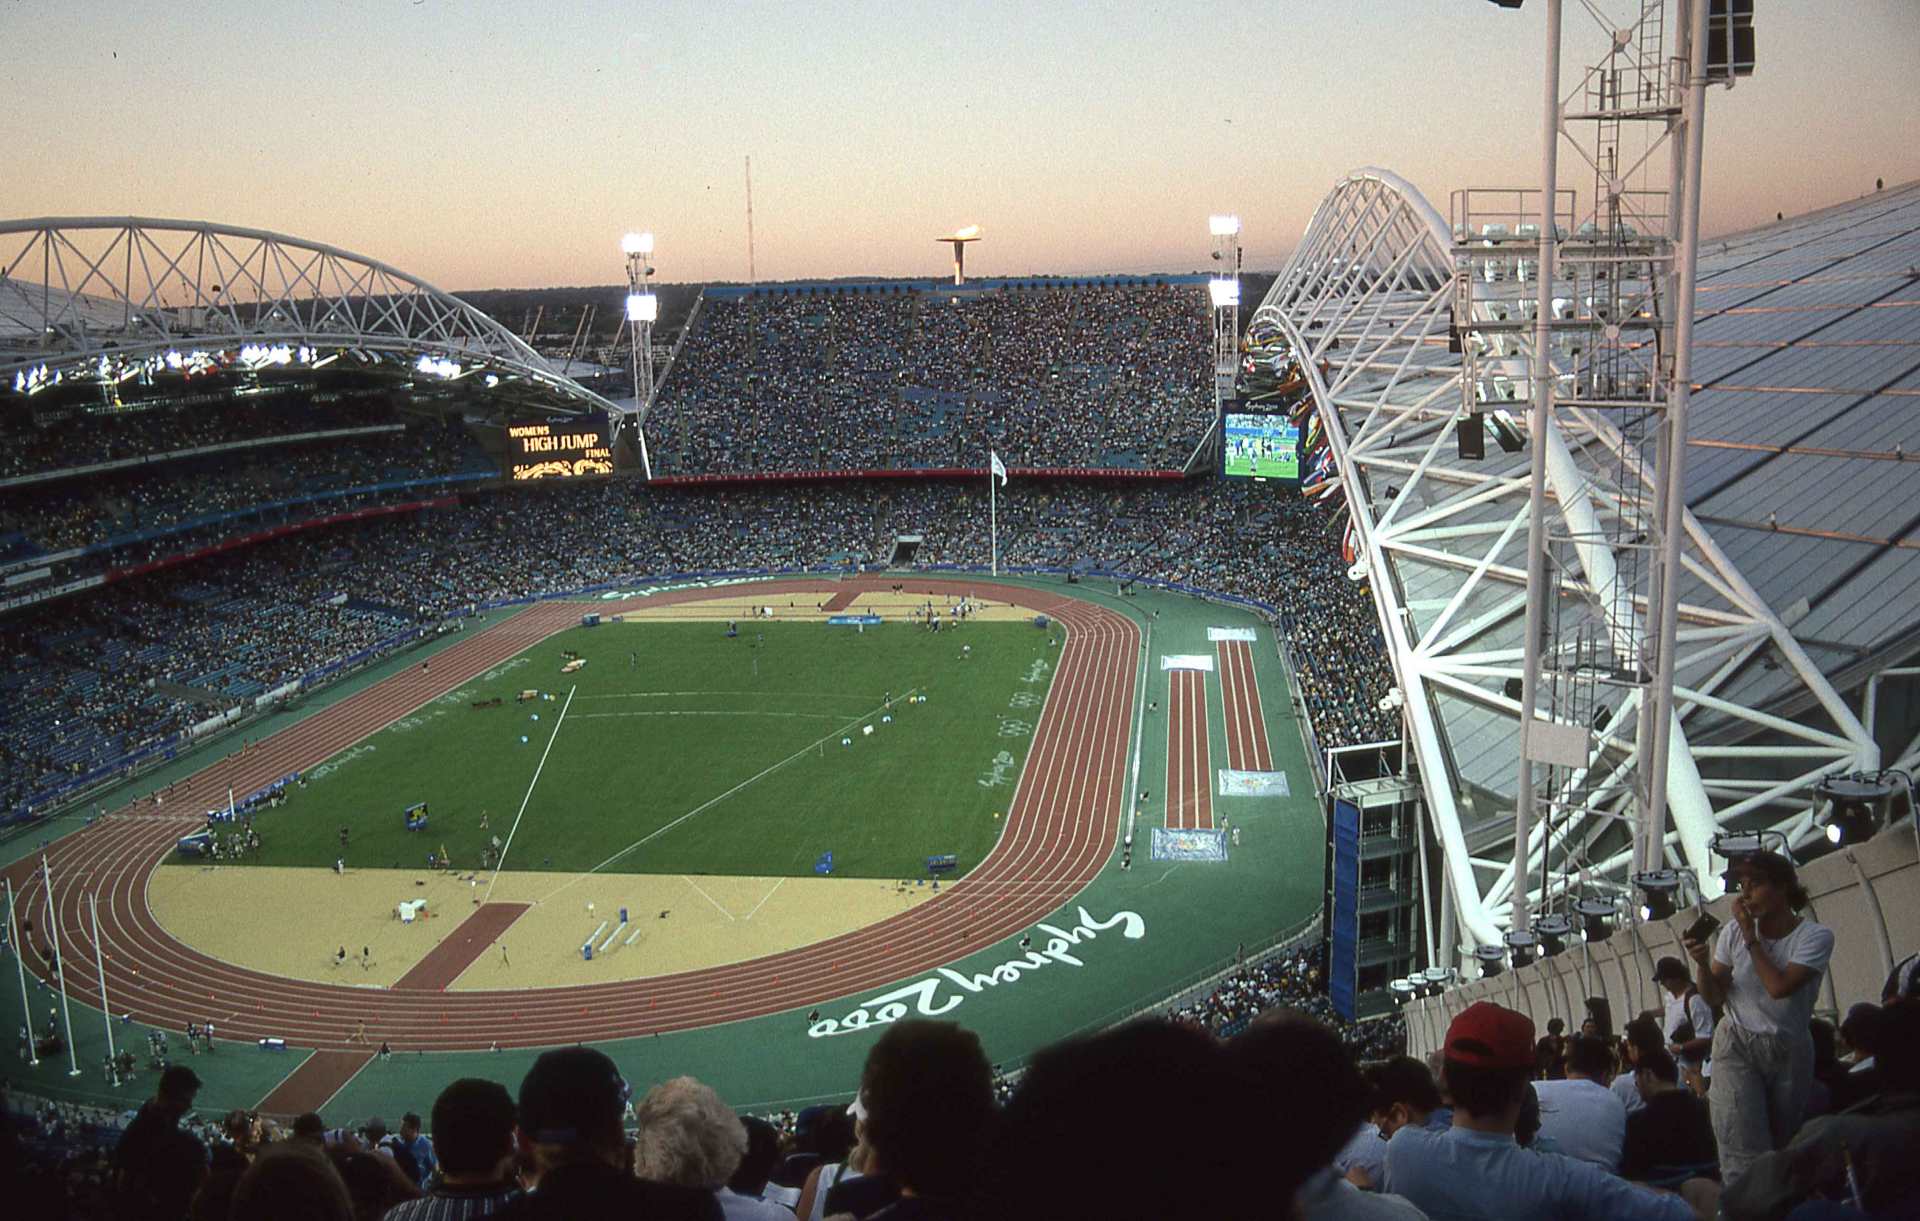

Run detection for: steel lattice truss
[[0, 217, 614, 413], [1253, 169, 1878, 951]]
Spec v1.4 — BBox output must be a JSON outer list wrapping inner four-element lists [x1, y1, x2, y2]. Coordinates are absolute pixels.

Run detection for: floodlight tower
[[622, 231, 658, 479], [1208, 215, 1243, 425], [937, 225, 982, 285]]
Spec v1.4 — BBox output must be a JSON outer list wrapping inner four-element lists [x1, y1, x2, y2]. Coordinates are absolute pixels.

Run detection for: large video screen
[[1222, 412, 1299, 481], [505, 417, 614, 481]]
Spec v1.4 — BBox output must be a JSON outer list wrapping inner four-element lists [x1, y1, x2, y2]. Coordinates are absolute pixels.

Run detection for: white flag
[[989, 451, 1008, 486]]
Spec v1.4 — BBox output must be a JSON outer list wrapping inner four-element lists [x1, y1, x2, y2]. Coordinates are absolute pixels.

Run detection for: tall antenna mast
[[745, 155, 757, 287]]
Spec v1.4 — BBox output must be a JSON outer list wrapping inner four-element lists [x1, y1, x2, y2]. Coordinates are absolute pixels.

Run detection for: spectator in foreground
[[632, 1076, 788, 1221], [1654, 956, 1715, 1094], [1612, 1017, 1666, 1116], [726, 1117, 787, 1219], [1534, 1034, 1627, 1170], [1619, 1049, 1718, 1188], [1380, 1001, 1706, 1220], [1684, 850, 1835, 1187], [230, 1141, 353, 1221], [984, 1019, 1252, 1220], [1721, 999, 1920, 1220], [1228, 1013, 1426, 1218], [490, 1047, 720, 1221], [382, 1078, 522, 1220], [854, 1019, 997, 1221], [113, 1063, 210, 1221]]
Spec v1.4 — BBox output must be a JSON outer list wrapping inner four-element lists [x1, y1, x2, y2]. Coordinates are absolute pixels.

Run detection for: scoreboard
[[1222, 411, 1299, 482], [505, 417, 614, 481]]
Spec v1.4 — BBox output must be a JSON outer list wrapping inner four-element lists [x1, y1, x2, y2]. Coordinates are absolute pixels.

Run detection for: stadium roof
[[1251, 170, 1914, 947], [1684, 183, 1920, 707], [0, 217, 618, 416]]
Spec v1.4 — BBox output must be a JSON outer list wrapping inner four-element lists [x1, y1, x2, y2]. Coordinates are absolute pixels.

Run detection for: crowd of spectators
[[1167, 940, 1407, 1060], [0, 416, 489, 559], [8, 930, 1911, 1220], [1, 474, 1396, 818], [650, 282, 1212, 474]]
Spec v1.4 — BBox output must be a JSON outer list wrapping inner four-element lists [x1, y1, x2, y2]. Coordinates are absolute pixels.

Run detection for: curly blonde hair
[[632, 1076, 747, 1190]]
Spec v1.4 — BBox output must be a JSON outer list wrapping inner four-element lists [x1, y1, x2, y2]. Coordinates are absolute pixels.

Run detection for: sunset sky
[[5, 0, 1916, 290]]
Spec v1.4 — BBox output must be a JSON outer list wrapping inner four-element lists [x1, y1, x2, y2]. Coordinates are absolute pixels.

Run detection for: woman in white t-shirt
[[1682, 850, 1833, 1187]]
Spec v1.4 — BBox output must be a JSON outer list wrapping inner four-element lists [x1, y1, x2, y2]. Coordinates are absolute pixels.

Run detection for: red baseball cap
[[1444, 1002, 1537, 1070]]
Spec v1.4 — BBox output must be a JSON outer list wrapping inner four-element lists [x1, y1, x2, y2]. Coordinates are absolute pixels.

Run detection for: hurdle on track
[[600, 921, 628, 952], [625, 924, 644, 947]]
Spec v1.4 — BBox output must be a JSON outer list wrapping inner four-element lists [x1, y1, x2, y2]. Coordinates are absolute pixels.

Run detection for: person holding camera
[[1653, 956, 1715, 1093], [1682, 850, 1833, 1187]]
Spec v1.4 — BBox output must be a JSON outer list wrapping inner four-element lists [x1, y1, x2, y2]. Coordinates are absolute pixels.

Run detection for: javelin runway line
[[539, 685, 925, 900], [3, 578, 1135, 1108], [483, 684, 576, 903]]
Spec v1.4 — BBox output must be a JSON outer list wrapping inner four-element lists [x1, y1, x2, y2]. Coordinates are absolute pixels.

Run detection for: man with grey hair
[[491, 1048, 718, 1221], [633, 1077, 791, 1221]]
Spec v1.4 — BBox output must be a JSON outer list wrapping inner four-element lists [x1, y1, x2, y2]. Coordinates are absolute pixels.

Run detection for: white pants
[[1709, 1019, 1812, 1187]]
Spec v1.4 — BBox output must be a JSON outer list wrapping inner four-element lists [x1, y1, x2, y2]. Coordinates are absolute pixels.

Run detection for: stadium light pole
[[622, 231, 658, 480], [40, 856, 82, 1075], [1208, 215, 1242, 464]]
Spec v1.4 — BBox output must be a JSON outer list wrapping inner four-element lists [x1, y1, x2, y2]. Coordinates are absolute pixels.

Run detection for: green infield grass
[[184, 619, 1059, 879]]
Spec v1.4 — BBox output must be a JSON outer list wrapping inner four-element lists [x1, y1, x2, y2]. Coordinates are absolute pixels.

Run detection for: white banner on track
[[1160, 654, 1215, 672], [1206, 627, 1257, 642], [1218, 769, 1290, 798]]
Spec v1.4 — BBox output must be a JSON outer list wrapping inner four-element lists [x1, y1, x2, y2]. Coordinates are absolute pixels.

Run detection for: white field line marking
[[680, 875, 737, 921], [573, 711, 843, 721], [1125, 619, 1152, 828], [742, 877, 785, 921], [576, 690, 873, 701], [484, 684, 576, 903], [535, 686, 921, 904]]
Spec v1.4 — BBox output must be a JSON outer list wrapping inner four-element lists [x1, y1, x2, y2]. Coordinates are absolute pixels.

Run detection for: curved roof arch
[[1252, 170, 1895, 950], [0, 217, 616, 414]]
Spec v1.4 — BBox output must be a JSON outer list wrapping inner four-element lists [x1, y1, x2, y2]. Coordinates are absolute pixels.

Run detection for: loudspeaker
[[1456, 417, 1485, 460]]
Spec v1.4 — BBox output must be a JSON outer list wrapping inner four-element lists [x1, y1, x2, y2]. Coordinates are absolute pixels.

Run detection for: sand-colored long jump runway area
[[4, 577, 1136, 1069], [148, 864, 937, 989]]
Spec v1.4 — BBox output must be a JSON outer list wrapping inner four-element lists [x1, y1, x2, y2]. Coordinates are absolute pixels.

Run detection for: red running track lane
[[1164, 669, 1212, 830], [392, 903, 530, 991], [256, 1050, 375, 1116], [4, 578, 1137, 1073], [819, 590, 860, 614], [1215, 640, 1273, 772]]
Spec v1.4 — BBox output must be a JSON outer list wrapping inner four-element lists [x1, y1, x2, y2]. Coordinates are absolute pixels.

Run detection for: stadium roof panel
[[1251, 169, 1911, 944]]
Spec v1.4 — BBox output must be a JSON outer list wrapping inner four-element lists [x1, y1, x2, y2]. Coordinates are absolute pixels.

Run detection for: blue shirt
[[1382, 1124, 1695, 1221]]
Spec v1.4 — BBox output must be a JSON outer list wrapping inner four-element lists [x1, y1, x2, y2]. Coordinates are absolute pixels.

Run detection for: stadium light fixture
[[1572, 896, 1616, 943], [1209, 214, 1241, 237], [1532, 911, 1574, 957], [1472, 943, 1507, 979], [1632, 869, 1683, 922], [1503, 928, 1537, 970], [621, 231, 654, 256], [1208, 278, 1241, 308], [625, 292, 658, 323]]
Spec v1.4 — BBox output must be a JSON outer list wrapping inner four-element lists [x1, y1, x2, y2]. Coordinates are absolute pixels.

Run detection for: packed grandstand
[[0, 271, 1392, 825], [4, 178, 1919, 1221]]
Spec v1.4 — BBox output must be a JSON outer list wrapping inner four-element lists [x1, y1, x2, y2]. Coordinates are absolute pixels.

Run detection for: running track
[[1216, 640, 1273, 772], [1164, 670, 1212, 830], [3, 578, 1137, 1071]]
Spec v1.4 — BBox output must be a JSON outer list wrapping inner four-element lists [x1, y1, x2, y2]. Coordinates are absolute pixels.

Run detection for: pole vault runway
[[4, 577, 1138, 1085]]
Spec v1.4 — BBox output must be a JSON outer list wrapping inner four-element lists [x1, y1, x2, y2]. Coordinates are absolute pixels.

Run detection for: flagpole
[[990, 460, 999, 577], [6, 878, 38, 1066], [89, 893, 116, 1073], [39, 856, 82, 1076]]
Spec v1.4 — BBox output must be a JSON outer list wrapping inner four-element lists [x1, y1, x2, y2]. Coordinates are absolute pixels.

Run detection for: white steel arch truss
[[0, 217, 615, 414], [1253, 169, 1877, 953]]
